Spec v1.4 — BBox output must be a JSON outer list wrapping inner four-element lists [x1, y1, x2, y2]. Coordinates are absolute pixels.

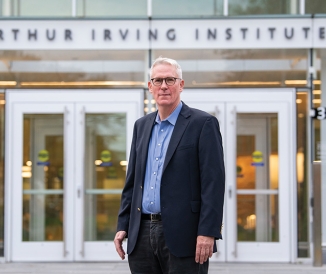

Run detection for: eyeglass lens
[[152, 77, 177, 86]]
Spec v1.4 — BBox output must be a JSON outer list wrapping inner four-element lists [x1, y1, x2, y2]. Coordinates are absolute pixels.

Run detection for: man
[[114, 57, 225, 274]]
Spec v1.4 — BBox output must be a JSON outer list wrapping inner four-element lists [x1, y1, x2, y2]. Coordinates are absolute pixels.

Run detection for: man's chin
[[156, 100, 171, 106]]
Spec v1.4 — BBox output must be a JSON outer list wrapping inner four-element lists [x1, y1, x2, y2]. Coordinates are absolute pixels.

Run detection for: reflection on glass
[[84, 113, 126, 241], [77, 0, 147, 17], [22, 115, 64, 241], [0, 50, 147, 87], [229, 0, 299, 15], [152, 49, 307, 89], [23, 194, 63, 241], [237, 135, 256, 189], [152, 0, 223, 17], [12, 0, 71, 17], [306, 0, 326, 14], [236, 113, 279, 242], [237, 194, 279, 242], [296, 92, 309, 257]]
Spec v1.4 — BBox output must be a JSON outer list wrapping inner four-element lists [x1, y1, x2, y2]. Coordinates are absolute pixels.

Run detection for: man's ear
[[179, 79, 185, 92], [148, 81, 153, 93]]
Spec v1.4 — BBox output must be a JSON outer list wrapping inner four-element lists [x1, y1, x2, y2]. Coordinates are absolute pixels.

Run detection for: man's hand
[[114, 231, 127, 260], [195, 235, 214, 264]]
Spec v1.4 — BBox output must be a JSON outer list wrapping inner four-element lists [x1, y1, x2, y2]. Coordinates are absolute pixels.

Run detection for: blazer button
[[140, 186, 142, 189], [137, 208, 140, 211]]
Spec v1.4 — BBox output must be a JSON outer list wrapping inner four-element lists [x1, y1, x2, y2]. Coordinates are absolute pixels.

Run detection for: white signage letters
[[0, 18, 325, 50]]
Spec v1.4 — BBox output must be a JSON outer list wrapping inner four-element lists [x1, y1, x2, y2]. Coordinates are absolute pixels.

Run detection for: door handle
[[77, 185, 81, 198], [231, 106, 237, 124], [79, 184, 85, 257], [228, 184, 237, 257], [215, 241, 220, 258], [80, 106, 85, 124], [215, 106, 220, 122]]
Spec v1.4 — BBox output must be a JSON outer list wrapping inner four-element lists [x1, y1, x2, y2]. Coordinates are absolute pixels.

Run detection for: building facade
[[0, 0, 326, 263]]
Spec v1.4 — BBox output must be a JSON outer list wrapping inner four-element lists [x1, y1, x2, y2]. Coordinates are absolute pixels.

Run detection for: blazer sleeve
[[116, 122, 138, 233], [197, 116, 225, 239]]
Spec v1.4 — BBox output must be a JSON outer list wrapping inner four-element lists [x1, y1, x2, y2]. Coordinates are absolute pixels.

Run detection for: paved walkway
[[0, 262, 325, 274]]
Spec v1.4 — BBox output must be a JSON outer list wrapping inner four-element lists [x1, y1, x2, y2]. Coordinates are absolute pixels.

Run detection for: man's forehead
[[152, 63, 177, 75]]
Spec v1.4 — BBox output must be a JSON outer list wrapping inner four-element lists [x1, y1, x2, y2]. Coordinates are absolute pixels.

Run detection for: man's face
[[148, 63, 184, 110]]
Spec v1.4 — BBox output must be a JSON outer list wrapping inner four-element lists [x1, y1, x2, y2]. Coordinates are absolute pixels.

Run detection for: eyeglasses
[[150, 77, 181, 86]]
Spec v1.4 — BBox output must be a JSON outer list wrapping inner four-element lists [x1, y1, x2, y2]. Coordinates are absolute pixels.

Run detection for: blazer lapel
[[162, 103, 191, 173], [140, 112, 156, 177]]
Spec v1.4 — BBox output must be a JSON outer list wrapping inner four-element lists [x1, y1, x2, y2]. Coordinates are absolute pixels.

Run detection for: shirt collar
[[155, 101, 182, 126]]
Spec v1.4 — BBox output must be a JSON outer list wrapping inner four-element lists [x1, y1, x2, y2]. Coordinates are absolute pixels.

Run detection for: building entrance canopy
[[1, 17, 326, 50]]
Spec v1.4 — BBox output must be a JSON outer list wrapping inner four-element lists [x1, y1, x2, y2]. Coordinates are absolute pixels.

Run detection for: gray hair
[[149, 56, 182, 79]]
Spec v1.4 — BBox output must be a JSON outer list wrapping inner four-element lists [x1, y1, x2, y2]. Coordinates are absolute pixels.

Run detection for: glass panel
[[12, 0, 72, 17], [23, 194, 63, 241], [152, 49, 308, 89], [152, 0, 223, 18], [236, 113, 279, 242], [237, 135, 255, 189], [77, 0, 147, 17], [0, 50, 146, 89], [229, 0, 299, 15], [237, 114, 279, 190], [0, 93, 4, 255], [22, 114, 64, 241], [237, 194, 279, 242], [306, 0, 326, 14], [296, 91, 309, 257], [84, 113, 126, 241]]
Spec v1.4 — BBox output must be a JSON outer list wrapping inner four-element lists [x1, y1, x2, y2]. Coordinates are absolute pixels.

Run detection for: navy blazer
[[117, 102, 225, 258]]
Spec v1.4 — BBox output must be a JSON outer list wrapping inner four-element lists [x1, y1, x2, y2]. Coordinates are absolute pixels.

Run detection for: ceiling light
[[192, 81, 281, 86], [313, 99, 322, 104], [285, 80, 321, 85], [0, 81, 17, 86], [20, 81, 145, 87]]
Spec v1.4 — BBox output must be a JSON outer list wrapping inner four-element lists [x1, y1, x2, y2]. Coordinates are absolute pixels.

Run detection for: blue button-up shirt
[[142, 102, 183, 214]]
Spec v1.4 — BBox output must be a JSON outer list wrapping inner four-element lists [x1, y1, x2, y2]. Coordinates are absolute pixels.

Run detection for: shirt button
[[153, 172, 156, 175], [158, 143, 161, 146], [156, 158, 159, 161], [161, 129, 164, 132], [150, 202, 153, 204], [151, 186, 154, 189]]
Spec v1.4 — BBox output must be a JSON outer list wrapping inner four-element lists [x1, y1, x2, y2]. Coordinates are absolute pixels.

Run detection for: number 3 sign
[[310, 107, 326, 120]]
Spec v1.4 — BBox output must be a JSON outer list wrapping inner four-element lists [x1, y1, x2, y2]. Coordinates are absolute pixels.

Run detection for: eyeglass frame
[[150, 77, 182, 86]]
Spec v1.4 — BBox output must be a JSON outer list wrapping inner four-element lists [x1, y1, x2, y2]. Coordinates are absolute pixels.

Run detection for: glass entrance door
[[236, 117, 277, 244], [6, 90, 143, 261], [180, 89, 296, 262], [74, 103, 138, 261], [225, 102, 293, 262]]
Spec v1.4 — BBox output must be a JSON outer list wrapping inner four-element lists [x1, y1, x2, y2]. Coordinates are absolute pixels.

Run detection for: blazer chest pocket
[[177, 143, 194, 151], [190, 201, 201, 213]]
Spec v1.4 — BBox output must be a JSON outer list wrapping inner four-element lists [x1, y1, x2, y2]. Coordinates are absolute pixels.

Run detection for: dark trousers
[[128, 220, 209, 274]]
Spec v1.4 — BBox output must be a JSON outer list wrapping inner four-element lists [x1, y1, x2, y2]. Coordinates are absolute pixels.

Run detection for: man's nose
[[161, 79, 168, 88]]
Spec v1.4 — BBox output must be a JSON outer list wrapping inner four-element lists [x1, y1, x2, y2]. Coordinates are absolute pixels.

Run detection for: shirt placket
[[149, 121, 168, 212]]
